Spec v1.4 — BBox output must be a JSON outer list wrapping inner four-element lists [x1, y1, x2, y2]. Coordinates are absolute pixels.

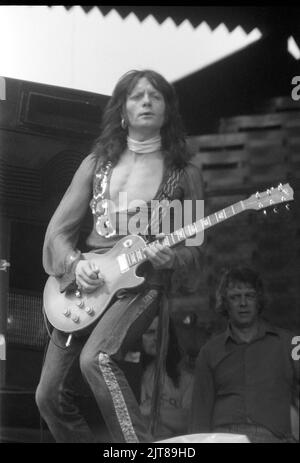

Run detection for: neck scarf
[[127, 135, 162, 154]]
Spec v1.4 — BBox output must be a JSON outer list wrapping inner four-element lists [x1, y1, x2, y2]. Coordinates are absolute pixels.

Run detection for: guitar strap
[[142, 166, 184, 437], [142, 166, 182, 241]]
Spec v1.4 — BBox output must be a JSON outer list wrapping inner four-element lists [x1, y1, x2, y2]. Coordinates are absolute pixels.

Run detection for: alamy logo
[[291, 76, 300, 101], [96, 194, 205, 246], [291, 336, 300, 361], [0, 77, 6, 100]]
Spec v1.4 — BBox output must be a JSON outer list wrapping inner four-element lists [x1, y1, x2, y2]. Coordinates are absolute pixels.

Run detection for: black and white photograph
[[0, 5, 299, 448]]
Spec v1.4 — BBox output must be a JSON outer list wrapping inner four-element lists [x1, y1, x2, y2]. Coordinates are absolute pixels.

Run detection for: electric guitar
[[43, 183, 294, 334]]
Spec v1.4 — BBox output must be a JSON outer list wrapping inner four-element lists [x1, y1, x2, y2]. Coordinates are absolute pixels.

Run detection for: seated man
[[189, 266, 299, 443]]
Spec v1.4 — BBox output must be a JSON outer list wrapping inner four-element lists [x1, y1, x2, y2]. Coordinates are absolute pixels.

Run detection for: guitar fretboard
[[125, 200, 247, 268]]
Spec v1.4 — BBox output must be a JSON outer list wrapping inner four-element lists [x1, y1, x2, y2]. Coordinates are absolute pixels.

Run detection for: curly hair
[[215, 266, 265, 317], [91, 69, 191, 168]]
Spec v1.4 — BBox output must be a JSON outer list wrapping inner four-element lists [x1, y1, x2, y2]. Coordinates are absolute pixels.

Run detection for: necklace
[[127, 135, 162, 154]]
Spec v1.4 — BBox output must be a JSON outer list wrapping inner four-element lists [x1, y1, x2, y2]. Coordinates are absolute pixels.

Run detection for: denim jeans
[[36, 288, 160, 443]]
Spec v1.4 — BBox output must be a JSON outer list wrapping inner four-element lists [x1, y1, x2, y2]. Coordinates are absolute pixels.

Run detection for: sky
[[0, 5, 265, 96]]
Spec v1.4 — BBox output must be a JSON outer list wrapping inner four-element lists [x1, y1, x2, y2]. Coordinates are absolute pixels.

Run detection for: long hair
[[91, 69, 191, 168], [215, 266, 265, 317], [141, 317, 182, 388]]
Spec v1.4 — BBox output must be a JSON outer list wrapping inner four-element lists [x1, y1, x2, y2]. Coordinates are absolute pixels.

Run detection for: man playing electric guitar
[[36, 69, 204, 443]]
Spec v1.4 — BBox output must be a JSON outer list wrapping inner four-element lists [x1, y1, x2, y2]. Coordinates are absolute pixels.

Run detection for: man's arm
[[43, 153, 96, 291]]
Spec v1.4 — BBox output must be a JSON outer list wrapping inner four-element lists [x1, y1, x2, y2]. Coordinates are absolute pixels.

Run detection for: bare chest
[[109, 157, 164, 210]]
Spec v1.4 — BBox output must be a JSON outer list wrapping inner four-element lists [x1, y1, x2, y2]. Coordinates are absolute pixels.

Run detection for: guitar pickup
[[117, 254, 129, 273]]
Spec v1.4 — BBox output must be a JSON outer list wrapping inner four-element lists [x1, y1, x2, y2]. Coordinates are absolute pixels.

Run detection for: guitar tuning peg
[[263, 210, 267, 215], [285, 204, 290, 211], [273, 207, 278, 213]]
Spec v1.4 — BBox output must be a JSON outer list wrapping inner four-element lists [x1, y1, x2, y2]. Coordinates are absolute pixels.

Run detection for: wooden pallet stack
[[173, 96, 300, 336]]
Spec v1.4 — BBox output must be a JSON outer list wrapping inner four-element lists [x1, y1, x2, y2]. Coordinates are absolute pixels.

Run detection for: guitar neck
[[125, 199, 248, 268]]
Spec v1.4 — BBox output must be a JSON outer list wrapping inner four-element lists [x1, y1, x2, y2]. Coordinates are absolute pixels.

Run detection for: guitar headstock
[[245, 183, 294, 211]]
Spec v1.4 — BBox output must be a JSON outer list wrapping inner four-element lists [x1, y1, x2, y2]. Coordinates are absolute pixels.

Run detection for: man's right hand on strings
[[75, 260, 105, 293]]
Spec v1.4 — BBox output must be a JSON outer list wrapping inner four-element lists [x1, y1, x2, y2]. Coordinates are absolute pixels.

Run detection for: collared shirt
[[190, 319, 299, 438]]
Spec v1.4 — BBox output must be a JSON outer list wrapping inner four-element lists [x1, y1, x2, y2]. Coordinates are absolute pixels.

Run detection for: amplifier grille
[[7, 292, 48, 349]]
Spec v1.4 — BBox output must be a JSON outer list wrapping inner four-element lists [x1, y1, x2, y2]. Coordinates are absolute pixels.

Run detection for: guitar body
[[43, 234, 146, 333]]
